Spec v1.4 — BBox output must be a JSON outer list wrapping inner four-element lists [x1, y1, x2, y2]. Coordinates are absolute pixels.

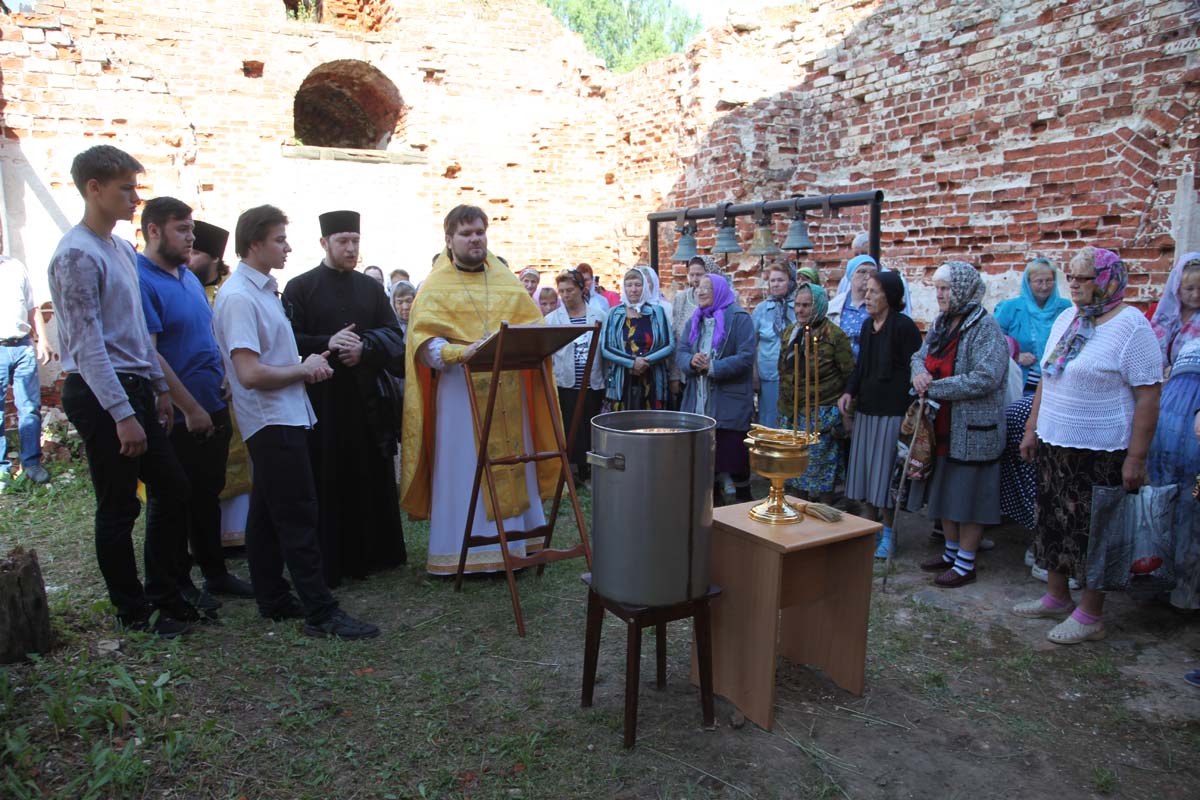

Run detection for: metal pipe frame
[[647, 190, 884, 273]]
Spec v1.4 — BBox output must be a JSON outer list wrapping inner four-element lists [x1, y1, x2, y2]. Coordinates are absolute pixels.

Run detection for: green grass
[[3, 462, 1200, 798]]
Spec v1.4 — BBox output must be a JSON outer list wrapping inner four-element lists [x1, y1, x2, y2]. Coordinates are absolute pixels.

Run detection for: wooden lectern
[[457, 322, 599, 635]]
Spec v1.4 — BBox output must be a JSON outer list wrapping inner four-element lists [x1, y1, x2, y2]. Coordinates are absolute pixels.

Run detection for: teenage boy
[[48, 145, 194, 637], [211, 204, 379, 639], [137, 197, 255, 613]]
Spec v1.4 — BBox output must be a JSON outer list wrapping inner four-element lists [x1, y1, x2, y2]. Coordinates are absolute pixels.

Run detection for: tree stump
[[0, 547, 53, 663]]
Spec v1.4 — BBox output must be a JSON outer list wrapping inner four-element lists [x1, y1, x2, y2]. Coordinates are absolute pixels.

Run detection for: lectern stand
[[457, 322, 599, 635]]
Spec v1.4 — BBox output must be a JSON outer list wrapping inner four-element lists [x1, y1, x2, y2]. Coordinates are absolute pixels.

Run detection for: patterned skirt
[[781, 407, 846, 494], [1033, 440, 1125, 585], [999, 396, 1037, 530]]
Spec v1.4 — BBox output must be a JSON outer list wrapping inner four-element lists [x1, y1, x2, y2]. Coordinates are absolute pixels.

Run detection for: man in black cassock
[[282, 210, 406, 587]]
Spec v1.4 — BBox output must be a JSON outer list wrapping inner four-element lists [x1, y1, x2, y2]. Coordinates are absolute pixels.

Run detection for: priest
[[282, 210, 406, 586], [400, 205, 559, 575]]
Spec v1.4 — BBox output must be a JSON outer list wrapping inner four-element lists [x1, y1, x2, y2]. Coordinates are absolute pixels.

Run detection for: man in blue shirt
[[138, 197, 254, 613]]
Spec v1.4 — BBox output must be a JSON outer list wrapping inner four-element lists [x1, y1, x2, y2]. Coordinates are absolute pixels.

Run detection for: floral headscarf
[[784, 282, 829, 349], [1150, 251, 1200, 366], [689, 273, 736, 351], [926, 261, 985, 357], [1042, 248, 1127, 377]]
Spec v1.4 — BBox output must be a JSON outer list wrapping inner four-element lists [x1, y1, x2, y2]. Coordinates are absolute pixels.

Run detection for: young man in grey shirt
[[48, 146, 195, 638]]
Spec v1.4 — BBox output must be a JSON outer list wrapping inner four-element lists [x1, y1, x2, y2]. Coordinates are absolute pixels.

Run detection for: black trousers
[[150, 406, 232, 584], [61, 373, 189, 619], [243, 424, 337, 624], [558, 387, 603, 480]]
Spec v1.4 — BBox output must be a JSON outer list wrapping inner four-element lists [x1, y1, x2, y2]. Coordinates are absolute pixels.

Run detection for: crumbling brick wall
[[612, 0, 1200, 317]]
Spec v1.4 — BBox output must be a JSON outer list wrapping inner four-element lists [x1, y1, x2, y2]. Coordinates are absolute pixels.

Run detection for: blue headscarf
[[993, 258, 1071, 381]]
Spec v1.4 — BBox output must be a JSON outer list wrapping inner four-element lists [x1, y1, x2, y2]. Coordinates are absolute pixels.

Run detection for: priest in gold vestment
[[400, 205, 559, 574]]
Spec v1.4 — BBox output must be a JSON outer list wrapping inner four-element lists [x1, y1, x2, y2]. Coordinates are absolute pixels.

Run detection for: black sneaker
[[302, 609, 380, 640], [181, 585, 223, 612], [118, 610, 193, 639], [260, 595, 305, 621], [205, 573, 255, 598]]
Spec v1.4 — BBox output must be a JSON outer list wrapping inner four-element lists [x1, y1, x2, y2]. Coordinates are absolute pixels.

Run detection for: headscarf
[[620, 267, 651, 311], [1042, 248, 1127, 377], [926, 261, 986, 357], [633, 266, 664, 304], [688, 273, 737, 351], [519, 267, 541, 295], [992, 258, 1071, 380], [836, 254, 878, 296], [765, 261, 798, 335], [797, 265, 821, 284], [784, 282, 829, 349], [1150, 251, 1200, 366]]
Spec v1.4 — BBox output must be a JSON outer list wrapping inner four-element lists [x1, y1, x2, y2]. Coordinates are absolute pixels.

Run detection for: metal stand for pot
[[457, 322, 599, 636]]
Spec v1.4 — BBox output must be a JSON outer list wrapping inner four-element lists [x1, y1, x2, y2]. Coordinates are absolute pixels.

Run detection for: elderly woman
[[752, 262, 797, 428], [390, 280, 416, 335], [908, 262, 1010, 588], [1151, 251, 1200, 367], [600, 266, 675, 410], [519, 267, 541, 297], [778, 282, 854, 503], [838, 271, 923, 558], [670, 256, 722, 401], [828, 254, 878, 358], [994, 258, 1072, 394], [1013, 247, 1162, 644], [1148, 252, 1200, 610], [545, 269, 607, 486], [678, 273, 757, 504]]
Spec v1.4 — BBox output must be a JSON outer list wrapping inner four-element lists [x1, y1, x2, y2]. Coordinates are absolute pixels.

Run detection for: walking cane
[[882, 396, 926, 591]]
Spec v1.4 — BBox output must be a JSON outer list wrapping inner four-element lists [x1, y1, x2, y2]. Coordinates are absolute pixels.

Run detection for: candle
[[792, 340, 801, 437], [814, 331, 821, 441], [803, 326, 811, 438]]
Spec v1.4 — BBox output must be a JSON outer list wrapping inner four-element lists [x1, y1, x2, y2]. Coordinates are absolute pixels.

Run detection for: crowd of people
[[6, 144, 1197, 658]]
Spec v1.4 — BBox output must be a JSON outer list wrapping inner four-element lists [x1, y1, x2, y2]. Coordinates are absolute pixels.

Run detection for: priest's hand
[[302, 352, 335, 384], [462, 338, 485, 363], [336, 338, 363, 367], [328, 323, 360, 353]]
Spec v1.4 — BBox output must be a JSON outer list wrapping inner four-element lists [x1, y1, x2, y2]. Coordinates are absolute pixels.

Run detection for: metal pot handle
[[586, 452, 625, 471]]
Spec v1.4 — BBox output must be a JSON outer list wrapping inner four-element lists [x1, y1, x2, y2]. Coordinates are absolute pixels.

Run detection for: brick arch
[[293, 59, 402, 149]]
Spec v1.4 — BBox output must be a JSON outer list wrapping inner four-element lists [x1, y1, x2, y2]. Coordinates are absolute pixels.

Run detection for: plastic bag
[[1085, 484, 1179, 592], [898, 398, 940, 481]]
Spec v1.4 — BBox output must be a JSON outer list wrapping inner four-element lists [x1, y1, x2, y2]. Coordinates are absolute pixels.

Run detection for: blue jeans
[[0, 338, 41, 472], [757, 379, 780, 428]]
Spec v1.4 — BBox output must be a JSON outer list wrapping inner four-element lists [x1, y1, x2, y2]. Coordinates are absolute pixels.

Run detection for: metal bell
[[671, 226, 699, 261], [712, 222, 743, 254], [782, 215, 814, 251], [747, 224, 783, 257]]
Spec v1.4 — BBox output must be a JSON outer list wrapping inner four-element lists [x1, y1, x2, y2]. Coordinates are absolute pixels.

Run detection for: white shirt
[[1036, 305, 1162, 451], [545, 303, 607, 390], [0, 256, 34, 340], [212, 262, 317, 441]]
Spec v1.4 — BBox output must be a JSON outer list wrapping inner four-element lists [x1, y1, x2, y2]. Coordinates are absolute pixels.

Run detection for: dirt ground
[[2, 474, 1198, 799]]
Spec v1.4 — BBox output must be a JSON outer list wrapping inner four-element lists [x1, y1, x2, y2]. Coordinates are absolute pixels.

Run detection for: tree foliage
[[542, 0, 702, 73]]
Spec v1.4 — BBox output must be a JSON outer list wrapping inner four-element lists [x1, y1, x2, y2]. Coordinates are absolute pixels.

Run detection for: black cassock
[[282, 264, 406, 587]]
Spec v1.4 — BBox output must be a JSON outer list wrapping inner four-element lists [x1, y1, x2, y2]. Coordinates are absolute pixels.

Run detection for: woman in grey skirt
[[909, 261, 1010, 588], [838, 271, 923, 558]]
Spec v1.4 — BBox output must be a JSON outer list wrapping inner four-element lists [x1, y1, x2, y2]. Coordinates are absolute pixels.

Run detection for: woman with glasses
[[1012, 247, 1162, 644]]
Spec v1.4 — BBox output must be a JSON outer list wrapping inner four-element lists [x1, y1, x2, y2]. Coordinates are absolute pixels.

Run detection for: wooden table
[[691, 499, 881, 730]]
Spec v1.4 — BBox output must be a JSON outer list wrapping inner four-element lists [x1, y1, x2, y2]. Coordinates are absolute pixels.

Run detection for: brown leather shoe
[[934, 567, 976, 588], [919, 555, 953, 572]]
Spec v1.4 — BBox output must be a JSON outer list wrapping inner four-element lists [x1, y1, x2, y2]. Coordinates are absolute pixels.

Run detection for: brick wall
[[612, 0, 1200, 317]]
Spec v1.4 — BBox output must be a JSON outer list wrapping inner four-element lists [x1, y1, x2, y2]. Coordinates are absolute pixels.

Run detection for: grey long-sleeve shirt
[[48, 224, 166, 421]]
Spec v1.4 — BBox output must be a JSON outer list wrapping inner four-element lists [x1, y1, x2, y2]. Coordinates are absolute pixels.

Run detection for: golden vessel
[[744, 425, 817, 524]]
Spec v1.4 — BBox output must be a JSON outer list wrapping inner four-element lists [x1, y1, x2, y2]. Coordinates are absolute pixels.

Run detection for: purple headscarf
[[688, 273, 737, 351]]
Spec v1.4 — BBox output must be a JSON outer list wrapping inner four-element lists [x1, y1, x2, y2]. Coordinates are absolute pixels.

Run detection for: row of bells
[[672, 216, 814, 261]]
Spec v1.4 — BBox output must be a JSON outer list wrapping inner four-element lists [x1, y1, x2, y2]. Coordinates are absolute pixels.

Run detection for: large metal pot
[[586, 410, 715, 607]]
